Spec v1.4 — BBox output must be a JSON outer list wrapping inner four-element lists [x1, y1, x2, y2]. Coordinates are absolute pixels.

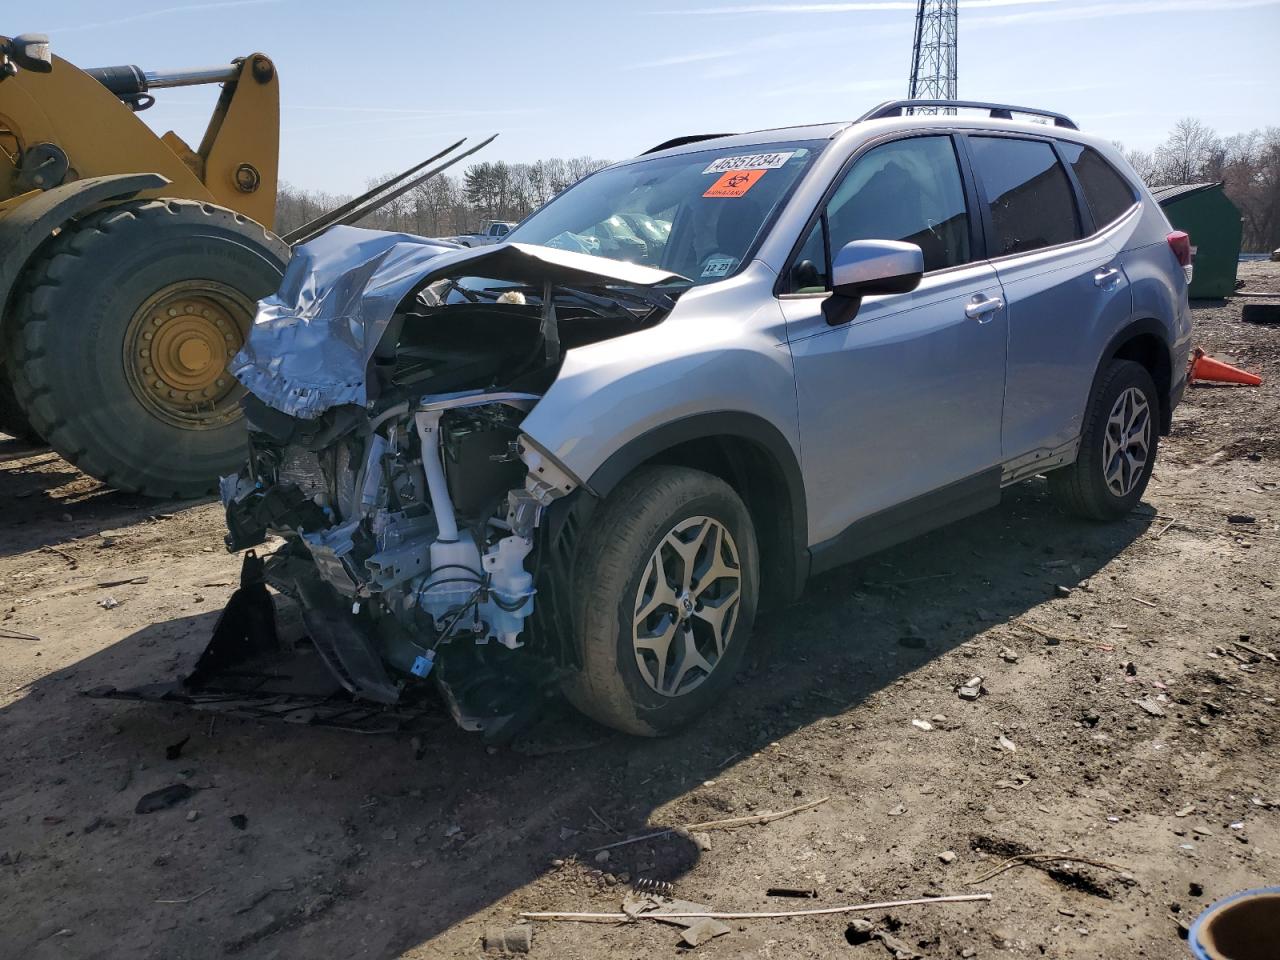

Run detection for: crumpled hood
[[230, 226, 683, 419]]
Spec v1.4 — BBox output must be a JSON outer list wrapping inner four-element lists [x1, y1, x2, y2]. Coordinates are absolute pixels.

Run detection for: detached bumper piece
[[86, 552, 547, 741]]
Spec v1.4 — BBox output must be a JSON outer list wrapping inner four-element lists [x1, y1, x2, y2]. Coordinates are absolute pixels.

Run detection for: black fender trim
[[1089, 317, 1179, 434], [0, 173, 170, 323], [586, 411, 810, 603]]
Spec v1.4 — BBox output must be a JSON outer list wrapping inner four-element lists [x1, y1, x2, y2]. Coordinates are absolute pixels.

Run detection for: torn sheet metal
[[231, 226, 684, 419], [230, 227, 453, 419]]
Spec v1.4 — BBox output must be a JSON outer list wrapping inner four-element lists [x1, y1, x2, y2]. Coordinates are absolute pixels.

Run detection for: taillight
[[1168, 231, 1193, 284]]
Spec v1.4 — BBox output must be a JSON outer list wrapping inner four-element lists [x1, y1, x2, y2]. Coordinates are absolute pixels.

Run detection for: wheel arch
[[1092, 318, 1177, 434], [0, 173, 169, 325], [586, 412, 809, 609]]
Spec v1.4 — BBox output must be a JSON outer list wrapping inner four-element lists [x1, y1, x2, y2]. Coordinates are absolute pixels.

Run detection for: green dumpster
[[1150, 182, 1243, 299]]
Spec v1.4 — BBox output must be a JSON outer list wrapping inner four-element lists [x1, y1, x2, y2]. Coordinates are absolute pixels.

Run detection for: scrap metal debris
[[767, 887, 819, 899], [967, 852, 1127, 885], [1135, 697, 1167, 717], [587, 796, 829, 854], [680, 918, 731, 947], [134, 784, 196, 814], [521, 892, 993, 923], [96, 575, 149, 588], [482, 923, 532, 953]]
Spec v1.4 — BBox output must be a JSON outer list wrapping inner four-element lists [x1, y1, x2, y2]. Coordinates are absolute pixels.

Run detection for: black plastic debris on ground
[[135, 783, 195, 814], [165, 734, 191, 760], [229, 814, 248, 830], [1242, 303, 1280, 325]]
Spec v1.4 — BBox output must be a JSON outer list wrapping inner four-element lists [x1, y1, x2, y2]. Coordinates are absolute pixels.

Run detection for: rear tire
[[1049, 359, 1160, 520], [563, 465, 759, 737], [4, 199, 288, 498]]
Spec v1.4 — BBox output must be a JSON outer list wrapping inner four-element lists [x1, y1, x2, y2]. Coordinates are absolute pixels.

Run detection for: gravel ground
[[1, 262, 1277, 960]]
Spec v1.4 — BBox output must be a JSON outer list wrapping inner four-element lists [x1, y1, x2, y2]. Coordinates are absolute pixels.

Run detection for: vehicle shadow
[[0, 479, 1152, 958], [0, 436, 212, 558]]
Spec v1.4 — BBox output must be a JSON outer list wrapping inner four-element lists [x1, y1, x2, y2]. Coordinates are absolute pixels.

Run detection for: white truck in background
[[449, 220, 516, 247]]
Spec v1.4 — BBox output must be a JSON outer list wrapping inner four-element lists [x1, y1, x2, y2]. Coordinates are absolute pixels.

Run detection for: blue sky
[[36, 0, 1280, 192]]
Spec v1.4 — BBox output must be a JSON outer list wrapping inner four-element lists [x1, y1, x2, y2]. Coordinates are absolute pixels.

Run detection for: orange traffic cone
[[1188, 348, 1262, 386]]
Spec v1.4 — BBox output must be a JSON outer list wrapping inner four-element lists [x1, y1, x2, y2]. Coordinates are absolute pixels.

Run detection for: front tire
[[563, 466, 759, 737], [5, 199, 288, 498], [1049, 359, 1160, 520]]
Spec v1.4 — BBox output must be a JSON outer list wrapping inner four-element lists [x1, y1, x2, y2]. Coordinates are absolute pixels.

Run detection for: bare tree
[[1153, 117, 1221, 185], [275, 154, 611, 240], [1116, 142, 1158, 185], [1114, 120, 1280, 252]]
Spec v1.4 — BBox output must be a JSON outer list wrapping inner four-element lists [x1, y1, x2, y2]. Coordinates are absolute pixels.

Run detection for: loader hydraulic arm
[[0, 41, 279, 227]]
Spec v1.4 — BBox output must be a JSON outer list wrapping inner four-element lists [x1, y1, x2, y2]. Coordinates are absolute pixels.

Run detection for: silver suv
[[213, 99, 1192, 738]]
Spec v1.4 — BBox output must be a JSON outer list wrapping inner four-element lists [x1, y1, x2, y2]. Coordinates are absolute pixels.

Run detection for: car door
[[777, 133, 1007, 549], [962, 134, 1133, 465]]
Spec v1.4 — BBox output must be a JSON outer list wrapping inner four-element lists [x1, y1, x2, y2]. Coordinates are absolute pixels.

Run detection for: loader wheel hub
[[124, 282, 253, 429]]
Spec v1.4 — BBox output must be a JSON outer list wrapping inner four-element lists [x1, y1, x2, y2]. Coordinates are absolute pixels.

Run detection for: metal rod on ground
[[587, 797, 829, 854], [282, 136, 467, 245], [521, 892, 993, 922], [287, 134, 499, 247]]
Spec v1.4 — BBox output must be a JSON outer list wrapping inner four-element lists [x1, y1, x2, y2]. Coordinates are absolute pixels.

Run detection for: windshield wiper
[[564, 283, 676, 314]]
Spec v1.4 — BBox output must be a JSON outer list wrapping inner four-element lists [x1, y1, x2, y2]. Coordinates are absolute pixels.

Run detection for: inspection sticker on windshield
[[701, 256, 738, 278], [703, 151, 794, 174], [704, 169, 766, 198]]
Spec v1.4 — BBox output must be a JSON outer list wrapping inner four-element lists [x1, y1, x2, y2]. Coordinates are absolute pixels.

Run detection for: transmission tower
[[907, 0, 958, 112]]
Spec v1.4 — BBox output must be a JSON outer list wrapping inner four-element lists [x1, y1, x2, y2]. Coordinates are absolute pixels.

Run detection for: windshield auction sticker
[[704, 169, 766, 198], [704, 151, 794, 174]]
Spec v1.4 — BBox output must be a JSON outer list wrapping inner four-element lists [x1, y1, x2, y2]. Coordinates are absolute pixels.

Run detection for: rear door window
[[1057, 142, 1138, 229], [968, 137, 1082, 256]]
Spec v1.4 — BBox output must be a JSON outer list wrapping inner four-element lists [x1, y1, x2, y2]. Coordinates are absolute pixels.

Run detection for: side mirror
[[6, 34, 53, 73], [823, 239, 924, 325]]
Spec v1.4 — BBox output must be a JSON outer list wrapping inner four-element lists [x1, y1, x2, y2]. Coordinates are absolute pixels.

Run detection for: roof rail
[[643, 133, 738, 155], [857, 99, 1079, 130]]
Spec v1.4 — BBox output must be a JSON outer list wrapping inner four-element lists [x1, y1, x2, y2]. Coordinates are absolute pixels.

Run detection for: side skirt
[[808, 467, 1003, 578], [1000, 437, 1081, 486]]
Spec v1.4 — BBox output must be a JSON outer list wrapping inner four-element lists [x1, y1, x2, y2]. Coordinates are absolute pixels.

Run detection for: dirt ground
[[2, 262, 1278, 960]]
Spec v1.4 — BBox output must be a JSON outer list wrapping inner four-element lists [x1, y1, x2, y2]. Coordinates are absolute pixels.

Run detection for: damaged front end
[[95, 227, 684, 738]]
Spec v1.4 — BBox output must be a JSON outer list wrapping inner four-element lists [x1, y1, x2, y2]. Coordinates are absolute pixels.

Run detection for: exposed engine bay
[[88, 228, 686, 738]]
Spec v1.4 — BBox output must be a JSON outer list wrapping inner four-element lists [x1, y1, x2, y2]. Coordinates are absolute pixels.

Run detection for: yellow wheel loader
[[0, 33, 288, 497]]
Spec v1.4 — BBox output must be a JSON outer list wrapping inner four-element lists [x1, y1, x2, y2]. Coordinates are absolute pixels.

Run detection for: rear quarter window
[[968, 136, 1081, 256], [1058, 142, 1138, 229]]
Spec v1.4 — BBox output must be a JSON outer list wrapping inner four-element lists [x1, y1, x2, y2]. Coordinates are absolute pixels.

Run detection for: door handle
[[1094, 266, 1121, 288], [965, 295, 1003, 322]]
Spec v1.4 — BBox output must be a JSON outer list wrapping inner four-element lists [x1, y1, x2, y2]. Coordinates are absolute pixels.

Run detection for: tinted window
[[825, 136, 971, 273], [1058, 142, 1137, 229], [969, 137, 1081, 256]]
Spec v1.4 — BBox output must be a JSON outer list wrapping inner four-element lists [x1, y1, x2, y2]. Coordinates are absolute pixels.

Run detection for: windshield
[[506, 140, 824, 284]]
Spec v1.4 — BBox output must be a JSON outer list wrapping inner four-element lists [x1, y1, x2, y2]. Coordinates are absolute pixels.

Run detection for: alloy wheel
[[1102, 386, 1151, 497], [632, 515, 742, 698]]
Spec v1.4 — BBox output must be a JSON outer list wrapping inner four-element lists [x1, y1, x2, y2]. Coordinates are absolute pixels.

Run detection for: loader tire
[[4, 199, 288, 498], [0, 366, 43, 443]]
